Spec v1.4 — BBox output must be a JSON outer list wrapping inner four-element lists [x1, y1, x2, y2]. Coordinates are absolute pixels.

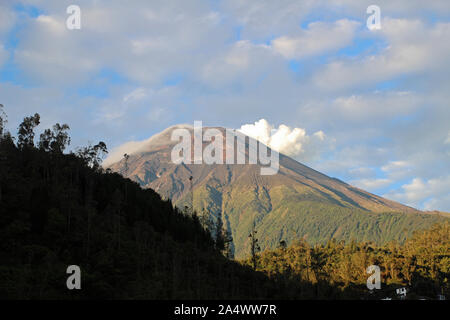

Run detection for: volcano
[[106, 125, 448, 258]]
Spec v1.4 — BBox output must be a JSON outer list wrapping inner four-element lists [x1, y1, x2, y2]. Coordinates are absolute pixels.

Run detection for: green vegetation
[[178, 184, 448, 258], [242, 222, 450, 299], [256, 201, 447, 252]]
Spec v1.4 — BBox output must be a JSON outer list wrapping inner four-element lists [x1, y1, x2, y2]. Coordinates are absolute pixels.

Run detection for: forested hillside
[[244, 222, 449, 299]]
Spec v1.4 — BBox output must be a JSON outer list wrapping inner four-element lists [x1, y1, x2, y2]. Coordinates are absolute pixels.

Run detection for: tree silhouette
[[17, 113, 40, 149], [214, 215, 225, 251], [248, 221, 260, 270], [0, 104, 6, 137], [38, 123, 71, 153], [123, 153, 130, 174], [76, 141, 108, 170]]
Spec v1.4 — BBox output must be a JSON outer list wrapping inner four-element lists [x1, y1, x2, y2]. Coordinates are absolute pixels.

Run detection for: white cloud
[[351, 178, 392, 191], [381, 160, 412, 180], [13, 0, 231, 86], [14, 13, 99, 84], [314, 19, 450, 90], [95, 85, 177, 124], [35, 15, 64, 34], [0, 4, 15, 36], [445, 132, 450, 144], [381, 161, 409, 172], [200, 40, 278, 88], [331, 91, 419, 122], [0, 45, 8, 67], [327, 0, 450, 17], [344, 160, 414, 196], [103, 139, 151, 167], [423, 194, 450, 212], [272, 19, 359, 59], [349, 167, 376, 179], [385, 176, 450, 211], [103, 124, 193, 167], [0, 4, 15, 67], [313, 145, 391, 181], [123, 87, 148, 103], [221, 0, 316, 40], [238, 119, 331, 162]]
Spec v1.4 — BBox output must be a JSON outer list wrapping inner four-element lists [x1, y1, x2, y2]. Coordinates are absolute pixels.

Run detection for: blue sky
[[0, 0, 449, 211]]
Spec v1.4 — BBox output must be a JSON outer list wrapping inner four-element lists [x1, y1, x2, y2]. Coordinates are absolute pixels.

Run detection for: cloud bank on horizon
[[0, 0, 449, 211]]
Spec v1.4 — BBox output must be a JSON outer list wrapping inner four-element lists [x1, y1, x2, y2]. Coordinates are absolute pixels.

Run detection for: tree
[[76, 141, 108, 169], [17, 113, 40, 149], [38, 123, 71, 153], [0, 104, 6, 137], [248, 221, 260, 270], [214, 212, 234, 259], [123, 153, 130, 173], [38, 129, 52, 152], [50, 123, 71, 153], [199, 207, 212, 231], [223, 228, 234, 259], [214, 216, 225, 252]]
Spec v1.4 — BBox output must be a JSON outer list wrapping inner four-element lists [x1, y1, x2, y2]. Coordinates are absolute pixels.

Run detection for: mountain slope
[[107, 125, 448, 258]]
